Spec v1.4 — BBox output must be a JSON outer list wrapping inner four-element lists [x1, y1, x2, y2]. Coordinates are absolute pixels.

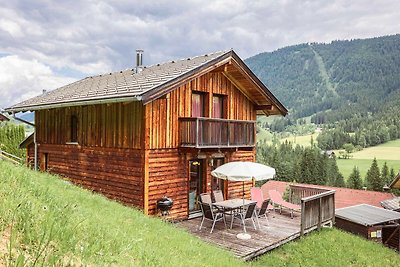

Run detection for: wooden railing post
[[300, 200, 306, 236], [196, 118, 199, 147], [318, 197, 322, 230]]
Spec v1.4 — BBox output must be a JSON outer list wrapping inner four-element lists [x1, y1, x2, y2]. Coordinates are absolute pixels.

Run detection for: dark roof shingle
[[7, 51, 227, 112]]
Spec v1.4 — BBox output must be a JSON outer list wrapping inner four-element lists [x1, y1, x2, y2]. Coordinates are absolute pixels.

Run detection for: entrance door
[[188, 159, 204, 213]]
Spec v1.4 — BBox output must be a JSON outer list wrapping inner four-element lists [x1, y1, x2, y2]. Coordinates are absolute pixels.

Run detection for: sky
[[1, 0, 399, 109]]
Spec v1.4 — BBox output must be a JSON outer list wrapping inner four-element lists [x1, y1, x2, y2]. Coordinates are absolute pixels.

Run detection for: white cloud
[[0, 0, 399, 107], [0, 55, 76, 109]]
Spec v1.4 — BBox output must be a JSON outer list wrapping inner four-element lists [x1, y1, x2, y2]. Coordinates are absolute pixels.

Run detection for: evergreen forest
[[246, 34, 400, 150]]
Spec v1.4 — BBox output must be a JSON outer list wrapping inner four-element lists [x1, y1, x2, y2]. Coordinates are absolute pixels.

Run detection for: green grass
[[336, 139, 400, 178], [280, 133, 319, 147], [254, 228, 400, 267], [337, 159, 400, 179], [1, 161, 399, 266], [0, 161, 241, 266]]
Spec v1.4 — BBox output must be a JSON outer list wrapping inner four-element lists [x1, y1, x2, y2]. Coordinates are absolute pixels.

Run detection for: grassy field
[[280, 133, 319, 147], [1, 161, 399, 266], [337, 139, 400, 178]]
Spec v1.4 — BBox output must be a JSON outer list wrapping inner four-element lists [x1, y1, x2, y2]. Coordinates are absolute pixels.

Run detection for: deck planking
[[177, 210, 301, 260]]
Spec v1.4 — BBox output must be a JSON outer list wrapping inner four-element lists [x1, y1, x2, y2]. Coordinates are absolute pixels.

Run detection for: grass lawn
[[254, 228, 400, 267], [1, 161, 399, 266]]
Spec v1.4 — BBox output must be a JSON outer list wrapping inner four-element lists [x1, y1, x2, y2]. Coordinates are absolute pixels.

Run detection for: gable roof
[[5, 50, 287, 116], [389, 172, 400, 189], [0, 113, 10, 121], [262, 180, 395, 209]]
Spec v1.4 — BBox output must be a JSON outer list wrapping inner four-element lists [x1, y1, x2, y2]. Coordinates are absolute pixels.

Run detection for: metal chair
[[200, 193, 212, 204], [230, 202, 257, 233], [213, 190, 224, 203], [199, 202, 226, 233], [256, 199, 270, 228]]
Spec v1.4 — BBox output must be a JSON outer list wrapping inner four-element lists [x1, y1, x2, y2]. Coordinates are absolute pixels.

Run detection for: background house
[[6, 50, 287, 219]]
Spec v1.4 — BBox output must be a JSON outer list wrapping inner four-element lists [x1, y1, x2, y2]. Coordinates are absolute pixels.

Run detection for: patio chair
[[213, 190, 224, 203], [250, 187, 264, 209], [199, 202, 226, 233], [200, 193, 212, 204], [268, 190, 300, 219], [230, 202, 257, 233], [256, 199, 270, 228]]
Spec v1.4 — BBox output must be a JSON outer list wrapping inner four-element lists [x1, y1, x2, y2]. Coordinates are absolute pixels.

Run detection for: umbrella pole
[[242, 181, 245, 204]]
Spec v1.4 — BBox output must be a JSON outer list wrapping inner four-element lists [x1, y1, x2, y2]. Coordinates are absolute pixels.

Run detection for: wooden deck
[[177, 210, 301, 260]]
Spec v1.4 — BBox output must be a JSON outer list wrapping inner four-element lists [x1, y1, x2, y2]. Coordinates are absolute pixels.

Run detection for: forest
[[246, 34, 400, 150], [257, 141, 396, 192]]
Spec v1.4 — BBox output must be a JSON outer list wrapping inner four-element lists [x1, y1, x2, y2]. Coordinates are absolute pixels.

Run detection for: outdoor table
[[213, 199, 255, 210], [213, 199, 257, 230]]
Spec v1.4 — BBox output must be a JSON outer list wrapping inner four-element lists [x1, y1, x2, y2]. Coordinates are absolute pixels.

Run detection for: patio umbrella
[[211, 161, 276, 182], [211, 161, 275, 240]]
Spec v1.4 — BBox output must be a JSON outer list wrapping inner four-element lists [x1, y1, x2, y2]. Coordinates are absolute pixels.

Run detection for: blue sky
[[1, 0, 399, 109]]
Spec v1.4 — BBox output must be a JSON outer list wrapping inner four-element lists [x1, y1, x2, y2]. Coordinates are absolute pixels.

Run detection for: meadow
[[1, 161, 399, 266], [337, 139, 400, 178], [258, 127, 400, 179]]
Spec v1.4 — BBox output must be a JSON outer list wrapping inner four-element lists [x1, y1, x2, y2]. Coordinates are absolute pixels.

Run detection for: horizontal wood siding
[[36, 102, 143, 149], [146, 71, 256, 149], [27, 143, 34, 168], [38, 144, 144, 207], [335, 217, 369, 239], [147, 149, 188, 219], [227, 149, 255, 199]]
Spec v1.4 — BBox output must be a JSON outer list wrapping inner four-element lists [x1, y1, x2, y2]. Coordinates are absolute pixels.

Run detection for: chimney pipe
[[136, 49, 143, 68]]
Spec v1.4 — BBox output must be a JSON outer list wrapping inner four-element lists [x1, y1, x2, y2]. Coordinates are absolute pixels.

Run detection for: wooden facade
[[22, 55, 286, 220]]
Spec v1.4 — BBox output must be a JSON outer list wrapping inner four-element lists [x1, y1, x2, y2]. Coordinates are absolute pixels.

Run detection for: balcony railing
[[179, 117, 255, 148]]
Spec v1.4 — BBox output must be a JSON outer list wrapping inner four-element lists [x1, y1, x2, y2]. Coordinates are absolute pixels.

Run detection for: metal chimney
[[136, 49, 144, 71]]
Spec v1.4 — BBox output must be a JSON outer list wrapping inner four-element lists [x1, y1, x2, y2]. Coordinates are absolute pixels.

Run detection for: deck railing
[[0, 149, 23, 165], [297, 187, 336, 235], [179, 117, 255, 148], [289, 185, 329, 205]]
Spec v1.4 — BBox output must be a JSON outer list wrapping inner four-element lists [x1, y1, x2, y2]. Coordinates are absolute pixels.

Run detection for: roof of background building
[[336, 204, 400, 226], [261, 180, 395, 209]]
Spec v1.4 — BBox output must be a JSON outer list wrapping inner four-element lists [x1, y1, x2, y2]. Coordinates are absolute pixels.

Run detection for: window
[[71, 115, 78, 142], [212, 95, 225, 118], [192, 92, 205, 117]]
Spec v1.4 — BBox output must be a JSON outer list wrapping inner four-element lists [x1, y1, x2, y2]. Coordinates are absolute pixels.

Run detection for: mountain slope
[[246, 34, 400, 121]]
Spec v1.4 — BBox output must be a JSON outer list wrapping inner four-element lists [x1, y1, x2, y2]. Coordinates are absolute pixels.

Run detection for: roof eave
[[229, 51, 288, 116], [389, 173, 400, 189], [5, 95, 142, 113]]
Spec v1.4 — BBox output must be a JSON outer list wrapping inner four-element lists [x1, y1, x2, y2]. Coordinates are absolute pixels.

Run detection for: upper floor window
[[192, 92, 205, 117], [212, 95, 225, 118], [71, 115, 78, 142]]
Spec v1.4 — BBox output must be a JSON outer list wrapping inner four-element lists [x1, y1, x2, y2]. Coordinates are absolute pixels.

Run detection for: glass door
[[188, 159, 204, 213], [211, 158, 225, 193]]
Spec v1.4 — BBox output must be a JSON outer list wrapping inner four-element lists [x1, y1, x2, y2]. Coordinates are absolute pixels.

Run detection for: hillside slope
[[1, 161, 400, 266], [246, 34, 400, 123]]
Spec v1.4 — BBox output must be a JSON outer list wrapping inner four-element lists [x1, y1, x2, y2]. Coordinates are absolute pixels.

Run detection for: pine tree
[[347, 166, 362, 189], [381, 162, 390, 186], [390, 167, 396, 183], [365, 158, 384, 191]]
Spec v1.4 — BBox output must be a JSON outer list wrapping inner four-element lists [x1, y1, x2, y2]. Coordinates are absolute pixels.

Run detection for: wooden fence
[[0, 149, 23, 165], [298, 188, 336, 235]]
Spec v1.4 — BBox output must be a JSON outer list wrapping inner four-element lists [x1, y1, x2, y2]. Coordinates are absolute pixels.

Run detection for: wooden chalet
[[6, 50, 287, 219]]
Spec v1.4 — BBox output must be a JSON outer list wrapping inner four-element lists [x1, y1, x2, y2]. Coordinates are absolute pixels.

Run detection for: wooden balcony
[[179, 117, 255, 148]]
